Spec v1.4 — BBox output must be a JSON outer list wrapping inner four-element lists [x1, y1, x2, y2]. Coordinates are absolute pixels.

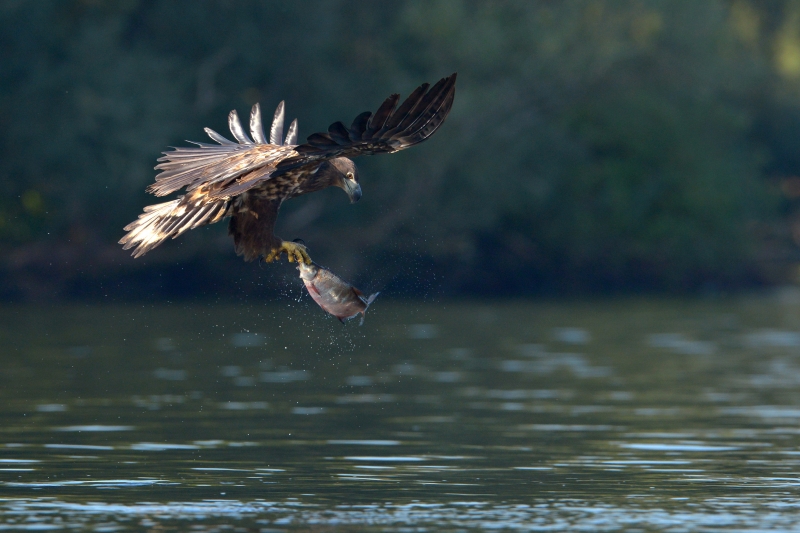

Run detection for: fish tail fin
[[358, 292, 380, 326], [365, 292, 380, 308]]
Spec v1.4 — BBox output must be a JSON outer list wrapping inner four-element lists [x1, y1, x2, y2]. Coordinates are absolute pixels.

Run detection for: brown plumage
[[120, 73, 457, 263]]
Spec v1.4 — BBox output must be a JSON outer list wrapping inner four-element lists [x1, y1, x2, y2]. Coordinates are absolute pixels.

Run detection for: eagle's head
[[327, 157, 361, 203]]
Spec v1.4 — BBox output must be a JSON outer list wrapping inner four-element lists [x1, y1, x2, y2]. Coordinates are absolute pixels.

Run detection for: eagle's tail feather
[[120, 197, 229, 258]]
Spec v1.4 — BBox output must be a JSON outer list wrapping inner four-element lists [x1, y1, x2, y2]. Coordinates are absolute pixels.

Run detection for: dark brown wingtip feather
[[349, 111, 372, 141], [387, 74, 456, 148], [306, 132, 339, 148], [389, 74, 455, 136], [284, 73, 457, 163], [392, 84, 455, 148], [383, 83, 429, 131], [293, 144, 327, 155], [365, 93, 400, 136], [327, 121, 351, 145]]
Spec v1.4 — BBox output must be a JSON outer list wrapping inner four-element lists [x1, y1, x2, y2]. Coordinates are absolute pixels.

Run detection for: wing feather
[[349, 111, 372, 141], [391, 89, 455, 146], [171, 203, 214, 237], [228, 110, 254, 144], [327, 121, 351, 145], [160, 205, 200, 237], [204, 127, 236, 145], [365, 93, 399, 137], [284, 119, 298, 145], [383, 83, 428, 131], [120, 195, 230, 258], [208, 164, 277, 198], [306, 132, 339, 149], [384, 76, 450, 136], [386, 75, 456, 140], [148, 143, 291, 197], [270, 101, 285, 145], [250, 103, 268, 144]]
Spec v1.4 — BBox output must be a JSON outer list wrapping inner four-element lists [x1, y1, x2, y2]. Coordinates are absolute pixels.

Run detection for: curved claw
[[263, 240, 312, 264]]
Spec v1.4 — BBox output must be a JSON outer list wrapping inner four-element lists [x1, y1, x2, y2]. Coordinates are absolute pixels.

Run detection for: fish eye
[[346, 172, 354, 180]]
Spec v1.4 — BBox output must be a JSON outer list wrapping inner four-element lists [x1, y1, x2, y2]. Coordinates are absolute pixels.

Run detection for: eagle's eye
[[346, 172, 354, 180]]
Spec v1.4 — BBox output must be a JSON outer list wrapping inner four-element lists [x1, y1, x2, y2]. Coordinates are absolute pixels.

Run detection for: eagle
[[120, 73, 457, 264]]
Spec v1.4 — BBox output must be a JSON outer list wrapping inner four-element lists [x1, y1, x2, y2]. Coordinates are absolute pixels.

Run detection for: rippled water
[[4, 292, 800, 530]]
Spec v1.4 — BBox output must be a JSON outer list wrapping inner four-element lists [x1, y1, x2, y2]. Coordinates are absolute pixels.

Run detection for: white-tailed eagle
[[120, 73, 457, 263]]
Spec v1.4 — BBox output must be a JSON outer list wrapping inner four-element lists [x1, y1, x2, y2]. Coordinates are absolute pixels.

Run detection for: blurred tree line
[[2, 0, 800, 300]]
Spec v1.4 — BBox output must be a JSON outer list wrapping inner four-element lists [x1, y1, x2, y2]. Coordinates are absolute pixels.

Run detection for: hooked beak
[[344, 180, 362, 203]]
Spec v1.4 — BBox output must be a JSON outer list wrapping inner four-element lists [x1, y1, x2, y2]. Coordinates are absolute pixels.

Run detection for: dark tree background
[[2, 0, 800, 300]]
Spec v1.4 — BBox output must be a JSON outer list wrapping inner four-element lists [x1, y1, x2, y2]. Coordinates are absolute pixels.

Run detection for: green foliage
[[0, 0, 795, 296]]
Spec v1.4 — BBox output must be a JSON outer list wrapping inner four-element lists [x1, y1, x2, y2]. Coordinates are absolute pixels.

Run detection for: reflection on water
[[3, 294, 800, 529]]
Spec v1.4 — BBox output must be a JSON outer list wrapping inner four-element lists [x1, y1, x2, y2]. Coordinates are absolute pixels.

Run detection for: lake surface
[[4, 292, 800, 530]]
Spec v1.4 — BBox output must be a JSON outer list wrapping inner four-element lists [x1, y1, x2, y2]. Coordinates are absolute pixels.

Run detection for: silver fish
[[297, 262, 379, 324]]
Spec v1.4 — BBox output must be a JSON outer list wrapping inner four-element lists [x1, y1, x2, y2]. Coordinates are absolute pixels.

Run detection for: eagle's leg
[[263, 240, 312, 264]]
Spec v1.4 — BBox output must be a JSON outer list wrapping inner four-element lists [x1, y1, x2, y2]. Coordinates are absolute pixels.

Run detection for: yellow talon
[[263, 240, 311, 264]]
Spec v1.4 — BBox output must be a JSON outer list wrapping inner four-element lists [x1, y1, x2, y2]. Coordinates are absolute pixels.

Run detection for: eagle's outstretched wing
[[148, 73, 455, 200], [147, 103, 299, 199], [119, 190, 230, 258], [121, 103, 298, 257], [277, 73, 457, 172]]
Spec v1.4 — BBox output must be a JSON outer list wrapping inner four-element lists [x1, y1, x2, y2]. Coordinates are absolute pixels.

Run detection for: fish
[[297, 262, 379, 325]]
